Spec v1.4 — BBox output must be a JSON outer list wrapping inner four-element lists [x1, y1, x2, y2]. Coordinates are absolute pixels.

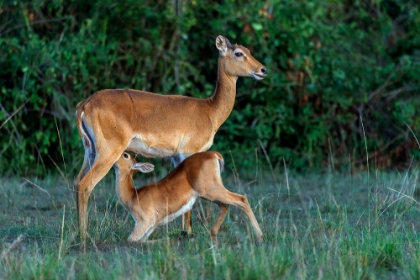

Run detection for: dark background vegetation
[[1, 0, 419, 175]]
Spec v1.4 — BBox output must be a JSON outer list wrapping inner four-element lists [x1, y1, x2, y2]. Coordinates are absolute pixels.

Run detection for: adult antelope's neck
[[208, 59, 237, 130]]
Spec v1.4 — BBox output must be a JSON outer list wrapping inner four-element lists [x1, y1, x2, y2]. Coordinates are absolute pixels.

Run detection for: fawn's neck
[[115, 169, 136, 203]]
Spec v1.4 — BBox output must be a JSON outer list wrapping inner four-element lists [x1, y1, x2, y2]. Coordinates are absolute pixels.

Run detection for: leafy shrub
[[0, 0, 419, 175]]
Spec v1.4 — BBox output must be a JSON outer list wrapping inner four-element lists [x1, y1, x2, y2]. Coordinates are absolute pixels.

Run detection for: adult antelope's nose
[[261, 67, 267, 75]]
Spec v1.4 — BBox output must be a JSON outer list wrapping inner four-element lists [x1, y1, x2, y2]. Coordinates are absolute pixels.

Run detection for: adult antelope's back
[[74, 35, 267, 247]]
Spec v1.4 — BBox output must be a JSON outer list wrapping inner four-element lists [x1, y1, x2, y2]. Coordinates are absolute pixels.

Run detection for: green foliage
[[0, 0, 420, 174]]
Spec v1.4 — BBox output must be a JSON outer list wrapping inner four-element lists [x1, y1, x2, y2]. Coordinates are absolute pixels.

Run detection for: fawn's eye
[[234, 51, 243, 57], [123, 153, 130, 159]]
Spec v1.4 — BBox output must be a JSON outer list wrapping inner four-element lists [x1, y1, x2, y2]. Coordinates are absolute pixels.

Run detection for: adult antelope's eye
[[234, 52, 243, 57], [123, 153, 129, 159]]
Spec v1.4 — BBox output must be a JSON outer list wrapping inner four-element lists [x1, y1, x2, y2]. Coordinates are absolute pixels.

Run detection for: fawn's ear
[[132, 162, 154, 173]]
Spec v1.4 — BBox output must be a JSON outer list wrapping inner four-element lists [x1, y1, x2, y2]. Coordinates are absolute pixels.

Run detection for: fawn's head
[[114, 152, 155, 174], [216, 35, 267, 80]]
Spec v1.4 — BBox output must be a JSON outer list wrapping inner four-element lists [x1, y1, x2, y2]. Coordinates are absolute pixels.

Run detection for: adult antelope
[[114, 151, 263, 242], [75, 35, 267, 246]]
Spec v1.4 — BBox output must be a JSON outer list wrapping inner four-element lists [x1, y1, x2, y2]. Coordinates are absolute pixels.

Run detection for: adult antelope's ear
[[132, 162, 154, 173], [216, 35, 230, 57]]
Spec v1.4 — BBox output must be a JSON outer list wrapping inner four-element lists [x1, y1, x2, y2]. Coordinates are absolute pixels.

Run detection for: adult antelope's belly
[[126, 134, 215, 158], [126, 136, 175, 158]]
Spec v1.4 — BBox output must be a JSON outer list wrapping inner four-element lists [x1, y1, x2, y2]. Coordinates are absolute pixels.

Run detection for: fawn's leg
[[210, 202, 228, 240], [206, 188, 263, 241]]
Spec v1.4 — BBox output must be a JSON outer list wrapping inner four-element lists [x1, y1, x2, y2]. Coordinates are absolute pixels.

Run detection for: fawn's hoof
[[180, 231, 194, 239]]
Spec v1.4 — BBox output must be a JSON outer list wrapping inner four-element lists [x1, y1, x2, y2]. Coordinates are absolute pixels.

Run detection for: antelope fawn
[[114, 151, 263, 242]]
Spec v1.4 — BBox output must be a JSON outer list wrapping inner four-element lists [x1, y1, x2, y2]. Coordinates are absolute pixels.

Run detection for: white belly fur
[[127, 134, 214, 158], [127, 136, 175, 158], [199, 137, 214, 152], [159, 196, 198, 225]]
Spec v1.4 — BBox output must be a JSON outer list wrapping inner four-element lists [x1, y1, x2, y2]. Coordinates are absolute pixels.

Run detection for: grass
[[1, 165, 420, 279]]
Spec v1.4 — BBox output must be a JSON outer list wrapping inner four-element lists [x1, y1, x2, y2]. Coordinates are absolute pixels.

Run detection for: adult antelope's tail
[[76, 99, 93, 149]]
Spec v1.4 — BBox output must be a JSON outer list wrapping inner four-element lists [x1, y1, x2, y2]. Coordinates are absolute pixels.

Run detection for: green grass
[[1, 167, 420, 279]]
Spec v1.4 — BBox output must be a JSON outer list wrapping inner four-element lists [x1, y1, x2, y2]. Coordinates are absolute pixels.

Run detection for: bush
[[1, 0, 419, 175]]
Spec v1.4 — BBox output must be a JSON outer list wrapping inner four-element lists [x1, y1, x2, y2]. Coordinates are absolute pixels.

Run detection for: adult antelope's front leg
[[172, 153, 193, 237]]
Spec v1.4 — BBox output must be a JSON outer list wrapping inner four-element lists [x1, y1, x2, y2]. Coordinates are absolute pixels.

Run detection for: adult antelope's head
[[215, 35, 267, 80]]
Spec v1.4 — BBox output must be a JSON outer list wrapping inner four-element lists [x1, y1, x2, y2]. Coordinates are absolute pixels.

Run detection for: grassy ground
[[1, 164, 420, 279]]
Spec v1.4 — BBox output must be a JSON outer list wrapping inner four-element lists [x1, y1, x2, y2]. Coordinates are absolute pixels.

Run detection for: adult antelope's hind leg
[[74, 149, 93, 246], [74, 148, 96, 213], [74, 146, 96, 186], [75, 148, 122, 248]]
